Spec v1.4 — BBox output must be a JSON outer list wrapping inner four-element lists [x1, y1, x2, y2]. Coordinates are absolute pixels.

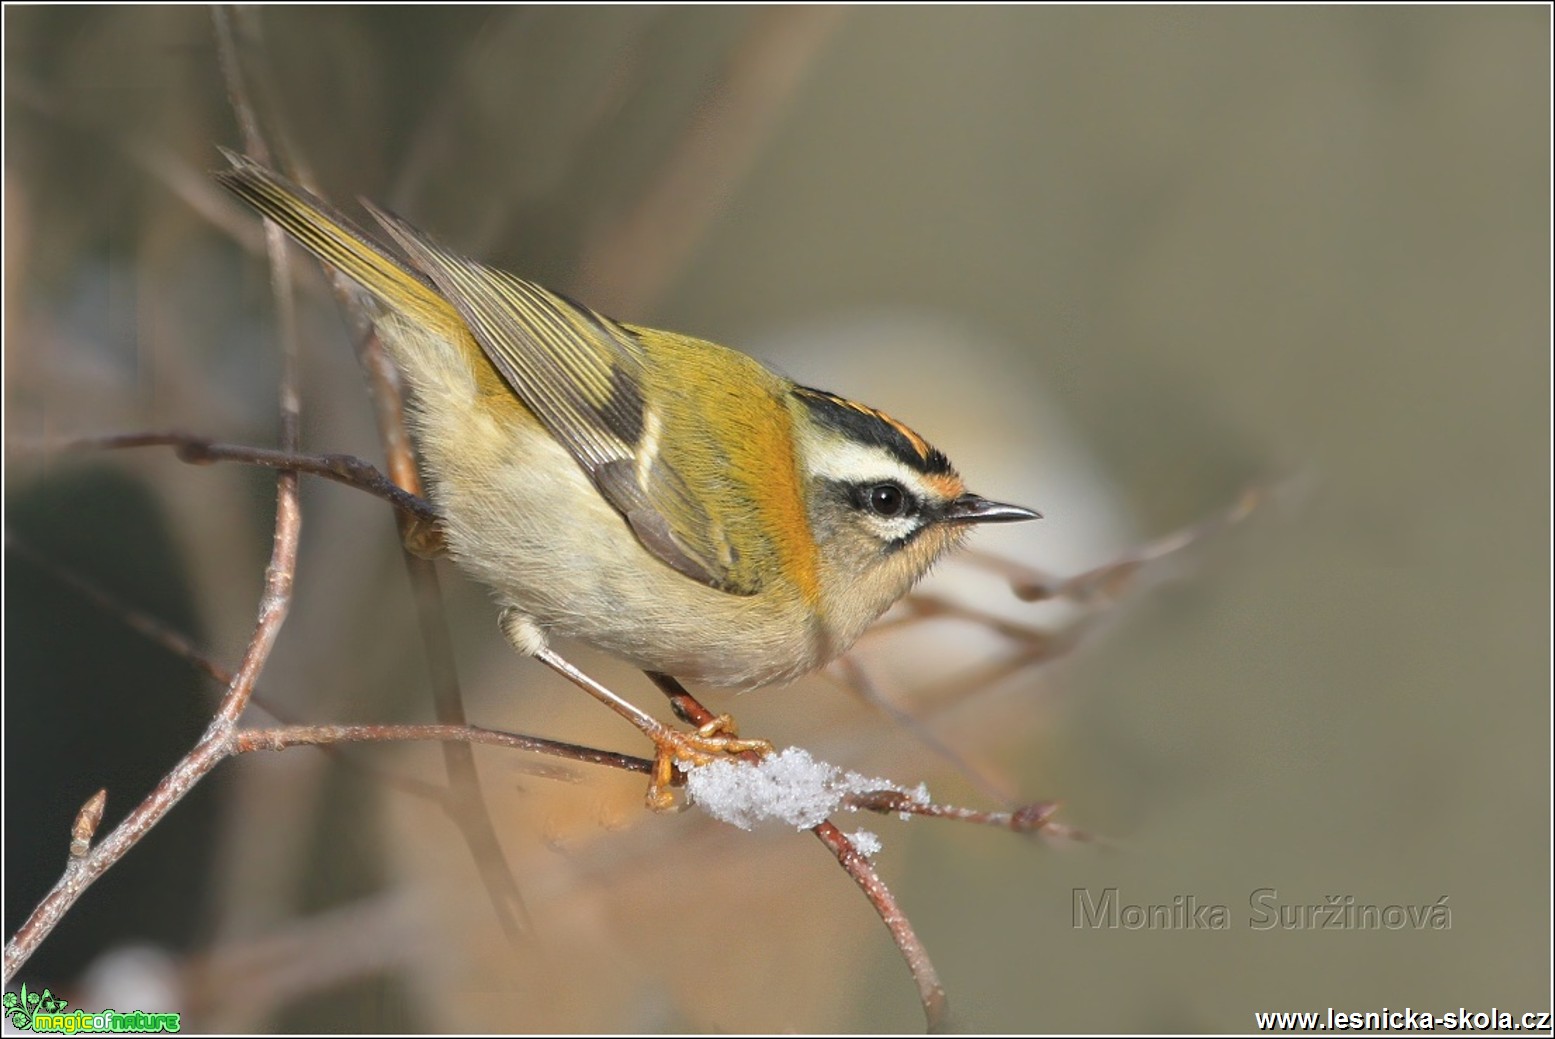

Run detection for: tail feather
[[214, 149, 459, 335]]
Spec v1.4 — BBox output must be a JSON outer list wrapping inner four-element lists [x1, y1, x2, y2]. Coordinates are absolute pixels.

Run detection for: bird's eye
[[867, 482, 907, 517]]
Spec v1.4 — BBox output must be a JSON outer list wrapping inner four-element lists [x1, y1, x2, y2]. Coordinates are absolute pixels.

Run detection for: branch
[[2, 707, 660, 986], [7, 14, 306, 982], [963, 481, 1276, 607], [645, 673, 948, 1031], [572, 6, 847, 315], [811, 821, 947, 1030], [235, 723, 651, 775], [221, 2, 530, 932], [30, 432, 439, 527]]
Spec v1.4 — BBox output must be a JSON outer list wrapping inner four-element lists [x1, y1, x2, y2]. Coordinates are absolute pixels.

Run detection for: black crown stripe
[[792, 385, 953, 476]]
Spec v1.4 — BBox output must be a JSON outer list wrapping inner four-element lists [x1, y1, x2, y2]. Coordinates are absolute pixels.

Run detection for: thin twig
[[27, 431, 439, 526], [235, 724, 652, 774], [827, 656, 1017, 806], [3, 17, 310, 983], [4, 720, 238, 982], [220, 4, 533, 927], [812, 821, 948, 1030], [5, 532, 236, 688], [1, 682, 656, 984], [962, 482, 1273, 606], [841, 791, 1105, 848], [5, 535, 582, 796], [645, 672, 948, 1031]]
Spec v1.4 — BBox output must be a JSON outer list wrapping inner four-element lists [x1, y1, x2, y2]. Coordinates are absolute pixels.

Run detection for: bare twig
[[6, 533, 470, 800], [812, 821, 948, 1031], [5, 532, 236, 688], [3, 17, 309, 983], [218, 3, 531, 929], [827, 656, 1017, 805], [841, 791, 1105, 848], [1, 654, 658, 986], [235, 723, 652, 774], [26, 431, 439, 527], [964, 482, 1272, 606], [4, 722, 236, 982], [212, 11, 303, 724], [645, 672, 948, 1031]]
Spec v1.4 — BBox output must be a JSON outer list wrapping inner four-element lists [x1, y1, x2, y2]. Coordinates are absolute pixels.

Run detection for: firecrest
[[217, 151, 1039, 789]]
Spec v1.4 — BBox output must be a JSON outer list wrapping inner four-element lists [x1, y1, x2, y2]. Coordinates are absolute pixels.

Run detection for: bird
[[216, 150, 1040, 805]]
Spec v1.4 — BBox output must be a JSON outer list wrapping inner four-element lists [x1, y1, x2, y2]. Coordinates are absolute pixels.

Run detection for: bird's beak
[[942, 493, 1042, 524]]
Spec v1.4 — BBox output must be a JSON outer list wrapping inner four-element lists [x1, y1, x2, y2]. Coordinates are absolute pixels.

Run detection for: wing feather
[[362, 202, 754, 594]]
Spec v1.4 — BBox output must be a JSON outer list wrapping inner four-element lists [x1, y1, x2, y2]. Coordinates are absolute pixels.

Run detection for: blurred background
[[4, 6, 1548, 1032]]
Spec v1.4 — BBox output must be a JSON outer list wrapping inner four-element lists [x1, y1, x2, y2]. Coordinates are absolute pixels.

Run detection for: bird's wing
[[364, 202, 759, 595]]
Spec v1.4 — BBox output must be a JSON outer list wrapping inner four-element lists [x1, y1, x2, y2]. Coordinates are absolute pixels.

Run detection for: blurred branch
[[188, 893, 422, 1029], [964, 481, 1275, 607], [5, 532, 238, 689], [827, 656, 1019, 805], [864, 481, 1278, 721], [813, 483, 1281, 856], [217, 5, 534, 939], [573, 6, 847, 315], [8, 77, 269, 256], [3, 533, 587, 797], [389, 8, 527, 214]]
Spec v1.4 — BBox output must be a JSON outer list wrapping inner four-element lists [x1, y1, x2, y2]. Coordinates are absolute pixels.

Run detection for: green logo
[[2, 985, 181, 1033], [5, 984, 69, 1030]]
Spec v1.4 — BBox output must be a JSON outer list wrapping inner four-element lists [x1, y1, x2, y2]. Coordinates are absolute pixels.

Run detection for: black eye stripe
[[814, 478, 933, 553]]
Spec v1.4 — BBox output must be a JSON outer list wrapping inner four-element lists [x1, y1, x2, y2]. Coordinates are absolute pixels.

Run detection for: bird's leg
[[646, 671, 770, 753], [537, 650, 772, 811], [502, 610, 770, 809]]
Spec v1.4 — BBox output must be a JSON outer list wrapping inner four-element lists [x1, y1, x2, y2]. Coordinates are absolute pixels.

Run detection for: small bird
[[217, 150, 1039, 804]]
